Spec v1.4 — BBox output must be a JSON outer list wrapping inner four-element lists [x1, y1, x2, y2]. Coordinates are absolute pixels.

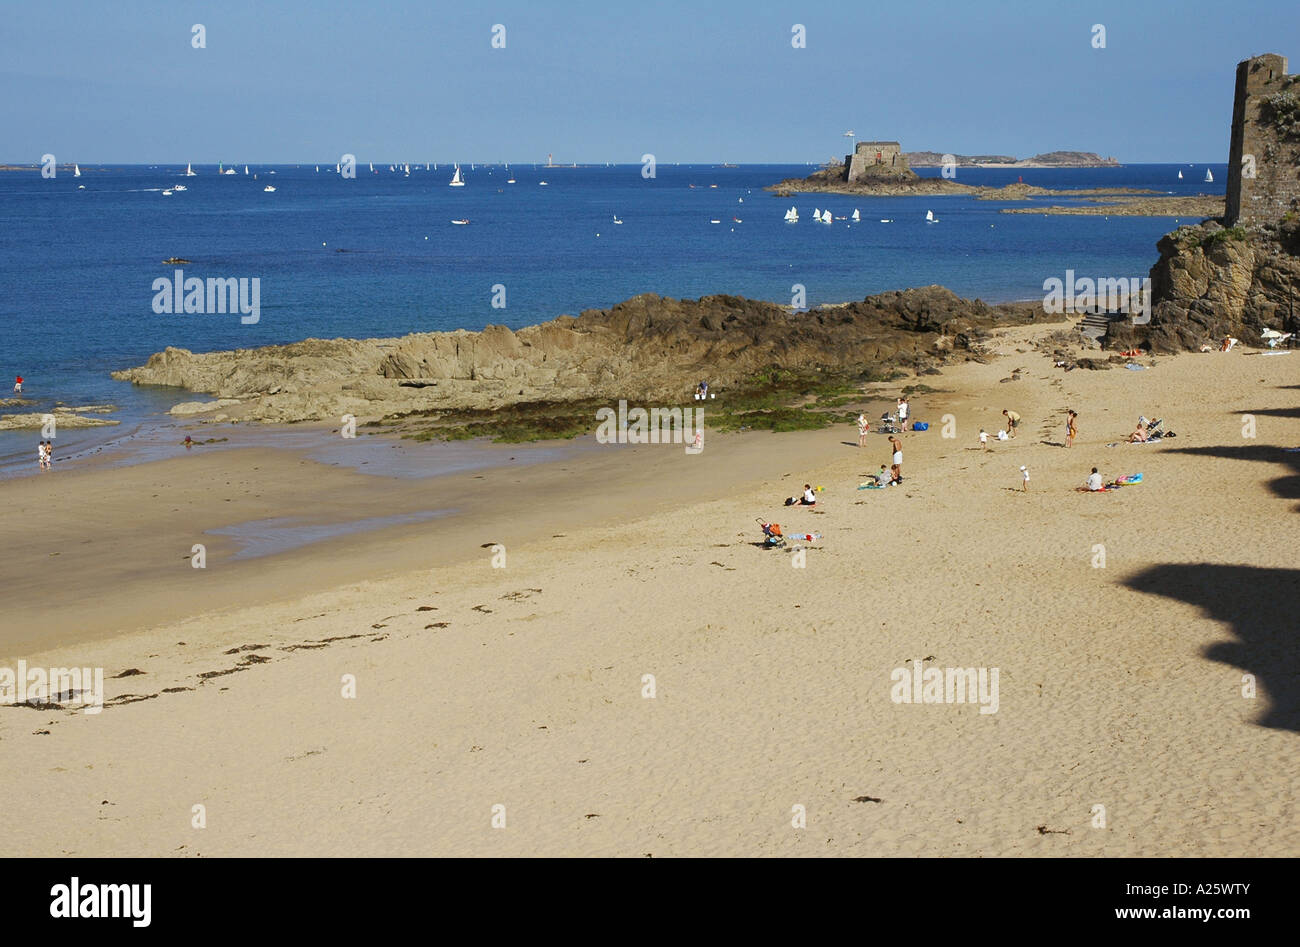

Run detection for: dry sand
[[2, 324, 1296, 856]]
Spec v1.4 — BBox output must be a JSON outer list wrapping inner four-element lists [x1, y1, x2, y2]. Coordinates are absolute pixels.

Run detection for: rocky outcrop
[[1106, 221, 1300, 353], [113, 288, 1048, 423]]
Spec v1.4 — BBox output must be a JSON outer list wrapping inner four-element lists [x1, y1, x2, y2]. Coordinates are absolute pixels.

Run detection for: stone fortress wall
[[1226, 53, 1300, 227]]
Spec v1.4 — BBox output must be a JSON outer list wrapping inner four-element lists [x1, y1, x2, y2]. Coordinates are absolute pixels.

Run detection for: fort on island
[[845, 140, 917, 183], [1226, 53, 1300, 227]]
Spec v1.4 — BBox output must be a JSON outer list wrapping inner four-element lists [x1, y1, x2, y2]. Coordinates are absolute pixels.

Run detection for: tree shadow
[[1125, 563, 1300, 732]]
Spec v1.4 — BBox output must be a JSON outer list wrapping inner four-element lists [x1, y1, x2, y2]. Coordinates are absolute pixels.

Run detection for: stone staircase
[[1078, 311, 1126, 342]]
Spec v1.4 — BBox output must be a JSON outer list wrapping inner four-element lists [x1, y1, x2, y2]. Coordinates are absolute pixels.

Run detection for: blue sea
[[0, 161, 1222, 473]]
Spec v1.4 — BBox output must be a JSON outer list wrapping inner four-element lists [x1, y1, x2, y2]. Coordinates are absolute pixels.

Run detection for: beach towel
[[858, 482, 887, 490]]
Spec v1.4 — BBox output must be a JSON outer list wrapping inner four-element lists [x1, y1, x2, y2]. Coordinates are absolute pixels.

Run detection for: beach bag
[[912, 422, 928, 431]]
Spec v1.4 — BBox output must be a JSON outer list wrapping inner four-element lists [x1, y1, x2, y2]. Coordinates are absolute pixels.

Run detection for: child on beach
[[14, 376, 23, 394], [1020, 465, 1029, 491], [37, 440, 46, 471], [1066, 410, 1077, 448], [1086, 467, 1103, 491], [877, 464, 891, 487], [857, 413, 870, 447], [979, 429, 988, 450]]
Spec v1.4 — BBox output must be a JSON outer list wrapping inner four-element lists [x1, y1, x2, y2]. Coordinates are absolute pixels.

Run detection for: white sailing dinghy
[[925, 209, 938, 223], [613, 215, 623, 224], [449, 165, 465, 187], [851, 209, 860, 222], [1177, 170, 1183, 179], [74, 164, 81, 177], [185, 162, 196, 176], [784, 206, 798, 222], [1204, 168, 1213, 183]]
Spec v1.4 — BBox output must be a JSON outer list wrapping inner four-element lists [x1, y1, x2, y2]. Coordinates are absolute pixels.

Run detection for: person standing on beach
[[14, 375, 22, 394], [1020, 465, 1029, 491], [1066, 410, 1077, 448], [857, 413, 870, 447], [897, 397, 909, 432], [37, 440, 46, 471], [979, 429, 989, 450], [889, 435, 903, 483], [1003, 409, 1021, 438], [45, 440, 53, 469]]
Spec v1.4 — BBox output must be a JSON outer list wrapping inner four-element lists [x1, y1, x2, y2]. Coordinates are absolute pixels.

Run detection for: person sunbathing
[[1129, 422, 1150, 443]]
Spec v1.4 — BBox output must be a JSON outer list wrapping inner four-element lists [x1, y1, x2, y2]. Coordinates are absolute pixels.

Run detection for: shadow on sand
[[1125, 563, 1300, 732]]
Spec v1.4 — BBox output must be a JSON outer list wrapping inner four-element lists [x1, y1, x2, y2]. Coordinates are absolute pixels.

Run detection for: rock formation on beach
[[113, 288, 1046, 424], [1108, 54, 1300, 353]]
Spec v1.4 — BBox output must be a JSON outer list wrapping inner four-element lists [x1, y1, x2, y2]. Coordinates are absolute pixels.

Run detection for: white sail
[[1204, 168, 1213, 182], [822, 210, 833, 224], [926, 209, 935, 222], [1177, 170, 1183, 179], [74, 164, 81, 177], [244, 165, 249, 175], [450, 165, 465, 186], [370, 162, 374, 173], [851, 209, 860, 221], [185, 162, 196, 176]]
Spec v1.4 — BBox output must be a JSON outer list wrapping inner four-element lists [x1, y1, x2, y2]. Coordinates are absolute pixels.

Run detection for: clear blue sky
[[2, 0, 1297, 164]]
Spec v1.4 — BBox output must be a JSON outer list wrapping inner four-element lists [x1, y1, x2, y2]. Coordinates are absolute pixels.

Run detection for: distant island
[[766, 139, 1218, 216], [905, 151, 1121, 168]]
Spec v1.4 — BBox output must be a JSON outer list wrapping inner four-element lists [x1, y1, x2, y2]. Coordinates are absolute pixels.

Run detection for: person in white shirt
[[979, 429, 988, 450], [897, 398, 909, 431], [1020, 465, 1030, 491], [1086, 468, 1103, 491]]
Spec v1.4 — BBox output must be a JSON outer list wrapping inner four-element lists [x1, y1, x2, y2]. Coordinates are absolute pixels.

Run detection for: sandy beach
[[2, 323, 1296, 857]]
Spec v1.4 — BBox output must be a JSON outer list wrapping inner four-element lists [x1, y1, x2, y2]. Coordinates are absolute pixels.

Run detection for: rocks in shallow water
[[113, 288, 1052, 423]]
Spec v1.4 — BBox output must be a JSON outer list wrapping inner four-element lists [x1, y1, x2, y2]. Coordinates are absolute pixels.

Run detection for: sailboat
[[370, 162, 374, 173], [851, 209, 860, 222], [821, 210, 833, 224], [74, 164, 81, 177], [449, 165, 465, 187], [813, 208, 821, 221], [173, 184, 187, 191], [426, 162, 430, 171], [404, 163, 410, 174], [784, 207, 798, 223], [185, 162, 196, 176], [315, 165, 319, 172], [1204, 168, 1214, 183], [1177, 170, 1183, 180], [244, 165, 249, 175], [925, 209, 938, 223], [336, 162, 341, 173], [613, 215, 623, 224], [507, 162, 516, 184], [263, 185, 276, 192]]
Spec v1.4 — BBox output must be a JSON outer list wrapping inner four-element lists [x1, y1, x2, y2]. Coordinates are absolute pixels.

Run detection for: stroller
[[878, 412, 902, 435], [758, 520, 785, 548]]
